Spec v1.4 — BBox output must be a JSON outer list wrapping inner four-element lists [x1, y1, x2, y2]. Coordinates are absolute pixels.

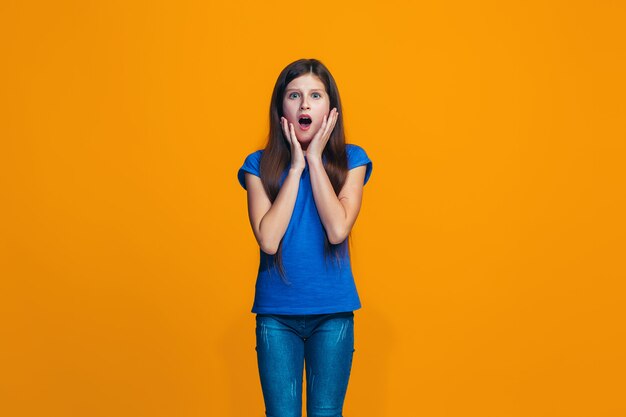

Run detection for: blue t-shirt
[[237, 144, 373, 314]]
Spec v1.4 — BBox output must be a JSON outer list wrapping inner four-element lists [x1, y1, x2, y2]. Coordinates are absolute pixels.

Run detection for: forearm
[[307, 155, 348, 244], [258, 168, 303, 254]]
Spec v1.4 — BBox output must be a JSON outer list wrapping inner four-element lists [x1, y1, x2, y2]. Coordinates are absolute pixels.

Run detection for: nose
[[300, 97, 310, 110]]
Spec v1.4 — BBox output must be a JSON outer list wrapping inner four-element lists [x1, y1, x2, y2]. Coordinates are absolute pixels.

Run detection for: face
[[282, 73, 331, 148]]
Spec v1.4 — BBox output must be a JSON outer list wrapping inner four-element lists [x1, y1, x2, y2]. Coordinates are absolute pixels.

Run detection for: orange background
[[1, 1, 625, 416]]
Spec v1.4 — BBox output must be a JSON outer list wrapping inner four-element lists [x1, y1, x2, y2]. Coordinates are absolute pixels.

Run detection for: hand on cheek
[[280, 116, 305, 171], [307, 108, 338, 159]]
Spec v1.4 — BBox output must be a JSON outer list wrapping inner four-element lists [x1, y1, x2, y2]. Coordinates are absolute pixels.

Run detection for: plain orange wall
[[1, 1, 625, 416]]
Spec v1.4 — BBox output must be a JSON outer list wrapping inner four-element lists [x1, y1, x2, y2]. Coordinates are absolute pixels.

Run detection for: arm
[[307, 155, 367, 244], [244, 168, 303, 255]]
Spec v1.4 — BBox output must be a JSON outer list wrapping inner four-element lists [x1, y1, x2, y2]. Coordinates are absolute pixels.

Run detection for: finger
[[290, 122, 298, 144], [288, 121, 296, 146], [330, 109, 338, 130], [324, 113, 334, 137], [282, 118, 294, 146], [322, 111, 337, 139], [290, 123, 304, 152], [317, 114, 328, 138]]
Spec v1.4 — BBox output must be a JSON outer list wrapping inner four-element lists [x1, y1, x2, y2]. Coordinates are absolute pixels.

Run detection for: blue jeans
[[255, 311, 355, 417]]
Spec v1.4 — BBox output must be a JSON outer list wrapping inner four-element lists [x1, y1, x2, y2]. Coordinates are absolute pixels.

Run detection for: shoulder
[[237, 150, 263, 190], [346, 144, 371, 166], [345, 144, 373, 185]]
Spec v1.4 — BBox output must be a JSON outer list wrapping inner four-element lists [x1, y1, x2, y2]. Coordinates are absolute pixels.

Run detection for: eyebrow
[[285, 88, 325, 92]]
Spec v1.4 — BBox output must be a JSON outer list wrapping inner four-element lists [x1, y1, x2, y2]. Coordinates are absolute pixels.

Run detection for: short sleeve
[[347, 144, 373, 186], [237, 150, 263, 190]]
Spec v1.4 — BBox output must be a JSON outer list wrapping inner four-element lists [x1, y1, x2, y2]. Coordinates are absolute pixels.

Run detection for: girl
[[237, 58, 373, 417]]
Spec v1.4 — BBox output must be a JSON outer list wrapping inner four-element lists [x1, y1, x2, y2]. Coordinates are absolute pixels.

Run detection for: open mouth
[[298, 117, 312, 131]]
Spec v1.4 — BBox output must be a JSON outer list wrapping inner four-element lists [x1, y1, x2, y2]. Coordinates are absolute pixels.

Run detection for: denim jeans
[[255, 311, 355, 417]]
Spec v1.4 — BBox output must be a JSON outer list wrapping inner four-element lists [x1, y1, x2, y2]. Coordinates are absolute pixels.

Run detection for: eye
[[312, 92, 322, 99], [288, 92, 299, 99]]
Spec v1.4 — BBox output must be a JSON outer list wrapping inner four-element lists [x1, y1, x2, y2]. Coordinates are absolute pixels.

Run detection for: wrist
[[306, 153, 323, 165]]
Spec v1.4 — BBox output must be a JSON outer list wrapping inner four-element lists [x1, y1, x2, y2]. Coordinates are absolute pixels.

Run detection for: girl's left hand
[[305, 108, 338, 159]]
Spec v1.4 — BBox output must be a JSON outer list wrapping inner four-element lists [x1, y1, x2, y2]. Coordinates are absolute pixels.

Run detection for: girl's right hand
[[281, 117, 306, 172]]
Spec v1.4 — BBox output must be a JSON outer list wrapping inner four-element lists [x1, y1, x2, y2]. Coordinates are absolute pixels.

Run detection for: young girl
[[237, 58, 373, 417]]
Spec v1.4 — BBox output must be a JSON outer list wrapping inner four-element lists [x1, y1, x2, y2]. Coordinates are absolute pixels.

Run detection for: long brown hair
[[260, 58, 350, 282]]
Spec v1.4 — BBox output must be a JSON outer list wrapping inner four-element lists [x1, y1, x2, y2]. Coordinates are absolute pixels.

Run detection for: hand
[[280, 116, 305, 171], [305, 108, 339, 160]]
